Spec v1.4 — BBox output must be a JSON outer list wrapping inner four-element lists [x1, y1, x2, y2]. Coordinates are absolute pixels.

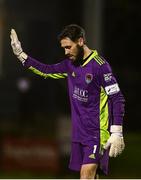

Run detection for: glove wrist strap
[[18, 52, 28, 63], [111, 132, 123, 137], [110, 125, 123, 133]]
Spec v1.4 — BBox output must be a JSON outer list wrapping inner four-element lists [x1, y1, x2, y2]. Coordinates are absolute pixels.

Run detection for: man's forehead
[[60, 37, 75, 47]]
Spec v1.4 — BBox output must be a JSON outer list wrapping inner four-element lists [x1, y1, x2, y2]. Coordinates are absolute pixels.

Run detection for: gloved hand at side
[[104, 125, 125, 157], [10, 29, 28, 63]]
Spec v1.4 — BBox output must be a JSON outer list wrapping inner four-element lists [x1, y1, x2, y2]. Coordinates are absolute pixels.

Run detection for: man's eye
[[66, 46, 71, 49]]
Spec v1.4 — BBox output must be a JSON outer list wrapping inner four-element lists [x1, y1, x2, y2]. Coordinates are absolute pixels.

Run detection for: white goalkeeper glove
[[104, 125, 125, 157], [10, 29, 28, 63]]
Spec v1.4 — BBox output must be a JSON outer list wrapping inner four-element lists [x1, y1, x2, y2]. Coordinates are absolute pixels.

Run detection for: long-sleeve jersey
[[23, 50, 125, 145]]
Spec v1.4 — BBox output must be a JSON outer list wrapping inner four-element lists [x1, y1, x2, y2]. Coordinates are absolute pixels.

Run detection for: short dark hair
[[58, 24, 86, 43]]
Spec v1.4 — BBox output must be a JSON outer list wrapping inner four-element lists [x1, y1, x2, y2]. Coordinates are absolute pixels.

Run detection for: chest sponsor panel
[[73, 86, 88, 102]]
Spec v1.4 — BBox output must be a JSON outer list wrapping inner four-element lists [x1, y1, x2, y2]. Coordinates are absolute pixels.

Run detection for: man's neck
[[83, 45, 92, 59]]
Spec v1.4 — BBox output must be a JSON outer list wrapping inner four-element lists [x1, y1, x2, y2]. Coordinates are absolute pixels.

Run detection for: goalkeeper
[[10, 24, 125, 179]]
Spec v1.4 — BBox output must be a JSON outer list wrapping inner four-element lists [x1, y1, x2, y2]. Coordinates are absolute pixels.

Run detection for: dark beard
[[72, 45, 84, 66]]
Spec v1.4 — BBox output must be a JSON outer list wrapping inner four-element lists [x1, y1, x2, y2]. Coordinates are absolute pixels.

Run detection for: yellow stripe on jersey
[[94, 55, 105, 65], [82, 50, 105, 67], [99, 87, 110, 147], [29, 66, 67, 79], [82, 50, 98, 67]]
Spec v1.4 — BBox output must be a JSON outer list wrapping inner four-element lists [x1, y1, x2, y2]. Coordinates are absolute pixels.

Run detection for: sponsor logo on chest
[[73, 86, 88, 102]]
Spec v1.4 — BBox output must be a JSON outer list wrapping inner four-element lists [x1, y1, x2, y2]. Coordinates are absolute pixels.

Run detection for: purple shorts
[[69, 140, 109, 175]]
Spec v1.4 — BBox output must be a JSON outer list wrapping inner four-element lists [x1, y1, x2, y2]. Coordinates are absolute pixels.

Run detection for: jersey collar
[[81, 50, 98, 67]]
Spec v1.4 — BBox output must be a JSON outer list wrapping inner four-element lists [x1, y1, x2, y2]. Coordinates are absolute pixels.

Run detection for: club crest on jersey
[[85, 73, 93, 84]]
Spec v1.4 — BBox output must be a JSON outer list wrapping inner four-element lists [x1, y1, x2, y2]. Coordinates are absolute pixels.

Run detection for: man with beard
[[10, 24, 125, 179]]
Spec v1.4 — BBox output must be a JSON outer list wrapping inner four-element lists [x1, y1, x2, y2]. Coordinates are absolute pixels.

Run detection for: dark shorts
[[69, 140, 109, 175]]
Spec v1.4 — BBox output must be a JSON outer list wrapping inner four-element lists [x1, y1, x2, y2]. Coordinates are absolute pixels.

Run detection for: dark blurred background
[[0, 0, 140, 178]]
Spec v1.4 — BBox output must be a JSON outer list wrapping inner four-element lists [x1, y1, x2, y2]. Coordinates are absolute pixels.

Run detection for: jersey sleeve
[[23, 56, 68, 79], [98, 62, 125, 125]]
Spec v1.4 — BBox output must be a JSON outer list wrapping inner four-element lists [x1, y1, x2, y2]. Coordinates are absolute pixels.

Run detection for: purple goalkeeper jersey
[[23, 50, 125, 145]]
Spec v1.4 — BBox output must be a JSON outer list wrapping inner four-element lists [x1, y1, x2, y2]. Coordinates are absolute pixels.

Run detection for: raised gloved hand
[[10, 29, 28, 63], [104, 125, 125, 157]]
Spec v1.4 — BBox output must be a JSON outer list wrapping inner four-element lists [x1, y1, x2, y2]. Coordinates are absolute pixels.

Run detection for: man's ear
[[78, 37, 84, 46]]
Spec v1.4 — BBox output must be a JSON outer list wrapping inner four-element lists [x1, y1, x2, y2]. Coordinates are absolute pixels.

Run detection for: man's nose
[[65, 49, 69, 55]]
